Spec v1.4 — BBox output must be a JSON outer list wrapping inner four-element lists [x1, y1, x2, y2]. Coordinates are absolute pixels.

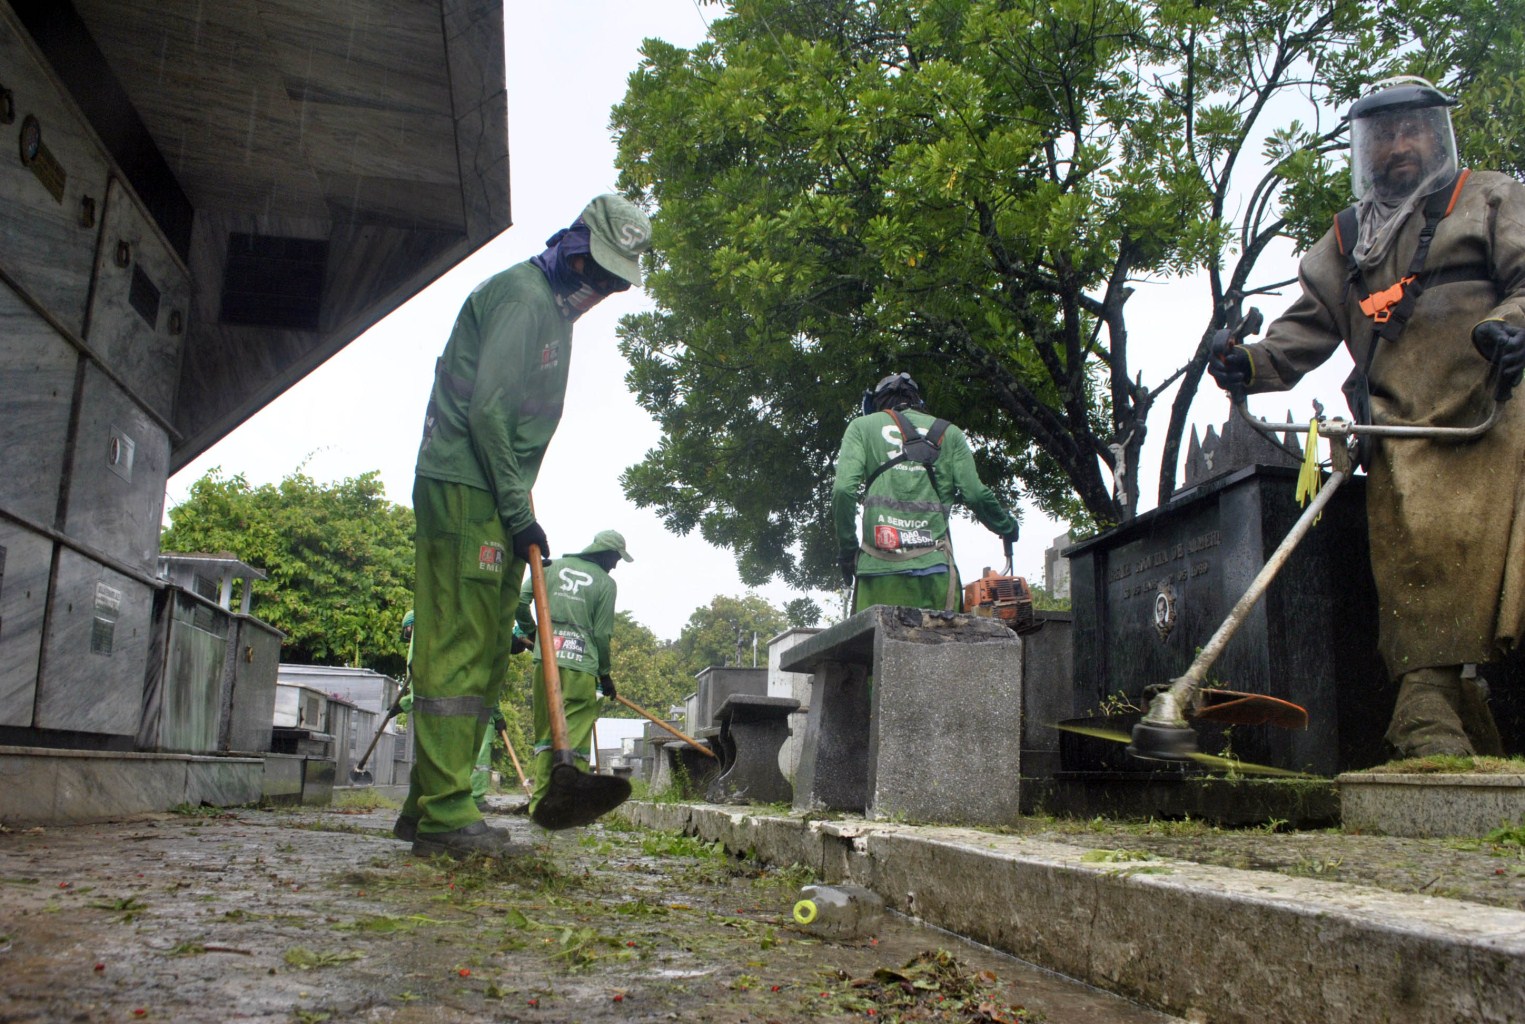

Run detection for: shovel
[[526, 539, 631, 830], [350, 681, 410, 784], [1131, 315, 1514, 763]]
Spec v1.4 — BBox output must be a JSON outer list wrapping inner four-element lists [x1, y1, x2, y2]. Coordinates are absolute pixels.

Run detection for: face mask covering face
[[557, 282, 606, 320]]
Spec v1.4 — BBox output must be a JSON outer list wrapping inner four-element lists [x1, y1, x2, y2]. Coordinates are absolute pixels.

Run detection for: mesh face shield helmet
[[1349, 76, 1459, 202], [861, 372, 924, 415]]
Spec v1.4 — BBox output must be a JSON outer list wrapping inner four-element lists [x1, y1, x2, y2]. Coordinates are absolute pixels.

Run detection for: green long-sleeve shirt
[[415, 262, 572, 534], [832, 408, 1017, 576], [515, 554, 617, 676]]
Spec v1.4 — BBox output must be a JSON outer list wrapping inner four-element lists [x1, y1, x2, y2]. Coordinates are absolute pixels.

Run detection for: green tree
[[160, 468, 415, 676], [613, 0, 1525, 589], [674, 594, 791, 675]]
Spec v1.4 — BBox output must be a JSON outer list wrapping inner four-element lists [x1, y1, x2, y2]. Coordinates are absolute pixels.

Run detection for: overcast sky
[[167, 1, 1353, 643]]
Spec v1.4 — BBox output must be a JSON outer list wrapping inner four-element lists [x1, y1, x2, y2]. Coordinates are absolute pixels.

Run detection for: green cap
[[579, 529, 633, 563], [402, 609, 415, 627], [581, 194, 651, 286]]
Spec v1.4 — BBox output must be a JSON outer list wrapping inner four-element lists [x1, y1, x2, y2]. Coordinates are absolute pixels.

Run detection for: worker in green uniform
[[515, 530, 631, 816], [470, 707, 506, 811], [833, 372, 1020, 613], [395, 196, 652, 859]]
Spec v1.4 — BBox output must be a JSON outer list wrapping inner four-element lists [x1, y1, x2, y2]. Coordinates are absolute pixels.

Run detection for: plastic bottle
[[791, 883, 884, 939]]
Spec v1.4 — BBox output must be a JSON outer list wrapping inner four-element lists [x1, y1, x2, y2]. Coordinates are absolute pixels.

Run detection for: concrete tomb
[[782, 606, 1022, 825]]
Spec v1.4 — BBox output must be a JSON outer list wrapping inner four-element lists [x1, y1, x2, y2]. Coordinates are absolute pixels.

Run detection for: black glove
[[1206, 329, 1253, 392], [510, 520, 549, 564], [1002, 525, 1020, 545], [838, 552, 857, 588], [510, 632, 534, 655], [597, 674, 617, 700], [1472, 320, 1525, 390]]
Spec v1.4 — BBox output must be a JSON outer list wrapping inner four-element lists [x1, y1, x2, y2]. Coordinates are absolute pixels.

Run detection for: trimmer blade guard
[[963, 568, 1043, 636], [1193, 688, 1309, 730], [529, 763, 631, 831]]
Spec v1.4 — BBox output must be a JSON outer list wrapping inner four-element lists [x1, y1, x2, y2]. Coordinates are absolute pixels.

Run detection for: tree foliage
[[613, 0, 1525, 589], [674, 594, 792, 676], [160, 469, 415, 677]]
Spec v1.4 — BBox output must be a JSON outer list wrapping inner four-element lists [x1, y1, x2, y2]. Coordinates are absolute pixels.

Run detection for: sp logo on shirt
[[558, 567, 593, 595], [874, 525, 901, 550]]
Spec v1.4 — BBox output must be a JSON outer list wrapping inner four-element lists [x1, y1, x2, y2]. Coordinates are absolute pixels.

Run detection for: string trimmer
[[1128, 311, 1515, 764]]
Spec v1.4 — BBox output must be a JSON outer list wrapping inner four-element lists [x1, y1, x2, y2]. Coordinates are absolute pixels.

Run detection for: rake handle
[[612, 693, 716, 758], [498, 726, 533, 793]]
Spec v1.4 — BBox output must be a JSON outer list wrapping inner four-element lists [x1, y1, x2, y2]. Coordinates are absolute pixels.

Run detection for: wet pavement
[[0, 797, 1180, 1024]]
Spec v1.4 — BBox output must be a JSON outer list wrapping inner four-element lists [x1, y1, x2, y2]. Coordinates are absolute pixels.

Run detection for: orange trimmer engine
[[963, 566, 1042, 636]]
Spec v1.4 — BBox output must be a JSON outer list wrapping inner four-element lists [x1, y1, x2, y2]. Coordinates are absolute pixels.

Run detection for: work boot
[[411, 820, 529, 860], [1459, 676, 1505, 757], [392, 814, 419, 843], [1383, 667, 1474, 758]]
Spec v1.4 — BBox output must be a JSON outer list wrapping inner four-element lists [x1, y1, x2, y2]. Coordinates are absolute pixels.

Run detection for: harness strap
[[862, 410, 950, 490], [859, 537, 960, 611]]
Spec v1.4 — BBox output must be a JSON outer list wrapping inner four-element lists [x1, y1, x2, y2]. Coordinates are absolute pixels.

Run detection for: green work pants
[[854, 570, 960, 614], [528, 664, 599, 814], [402, 478, 525, 834]]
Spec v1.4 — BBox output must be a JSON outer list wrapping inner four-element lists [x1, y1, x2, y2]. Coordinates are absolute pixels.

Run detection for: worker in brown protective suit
[[1208, 76, 1525, 759]]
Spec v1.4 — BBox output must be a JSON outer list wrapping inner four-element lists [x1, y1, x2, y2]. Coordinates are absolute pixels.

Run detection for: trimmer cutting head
[[1126, 720, 1200, 762], [529, 762, 631, 831]]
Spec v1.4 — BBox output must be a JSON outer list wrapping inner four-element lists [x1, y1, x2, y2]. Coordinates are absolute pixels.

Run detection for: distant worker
[[833, 372, 1021, 613], [397, 196, 652, 858], [470, 706, 506, 812], [515, 530, 631, 816], [1207, 77, 1525, 759]]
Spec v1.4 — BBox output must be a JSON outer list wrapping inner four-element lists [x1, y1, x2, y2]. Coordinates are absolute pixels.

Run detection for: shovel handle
[[527, 541, 572, 761], [612, 693, 717, 757]]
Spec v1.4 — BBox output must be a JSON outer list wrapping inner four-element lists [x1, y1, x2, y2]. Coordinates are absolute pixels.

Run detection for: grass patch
[[331, 789, 400, 812], [1360, 755, 1525, 775]]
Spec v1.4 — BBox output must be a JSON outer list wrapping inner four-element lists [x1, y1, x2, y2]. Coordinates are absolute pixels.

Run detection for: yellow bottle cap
[[792, 898, 818, 925]]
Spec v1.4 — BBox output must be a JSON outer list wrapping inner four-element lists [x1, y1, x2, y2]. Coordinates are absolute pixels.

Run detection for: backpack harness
[[862, 408, 950, 489]]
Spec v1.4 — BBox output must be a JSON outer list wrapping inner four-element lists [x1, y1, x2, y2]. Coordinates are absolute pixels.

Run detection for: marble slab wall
[[61, 363, 169, 574], [0, 286, 76, 525], [0, 523, 51, 727], [0, 6, 110, 335], [34, 548, 151, 736], [86, 178, 190, 422]]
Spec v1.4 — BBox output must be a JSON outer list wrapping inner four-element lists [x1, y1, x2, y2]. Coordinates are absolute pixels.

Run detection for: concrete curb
[[623, 802, 1525, 1024]]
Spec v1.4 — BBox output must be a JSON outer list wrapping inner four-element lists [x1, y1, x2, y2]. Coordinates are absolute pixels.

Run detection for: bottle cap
[[792, 899, 818, 925]]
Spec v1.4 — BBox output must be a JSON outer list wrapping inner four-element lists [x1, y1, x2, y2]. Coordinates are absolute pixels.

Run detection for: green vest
[[415, 262, 573, 534], [831, 408, 1017, 576], [515, 555, 616, 676]]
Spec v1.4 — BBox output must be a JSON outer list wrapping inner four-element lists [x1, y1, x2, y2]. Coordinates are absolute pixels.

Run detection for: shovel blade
[[529, 763, 631, 831], [348, 769, 374, 786]]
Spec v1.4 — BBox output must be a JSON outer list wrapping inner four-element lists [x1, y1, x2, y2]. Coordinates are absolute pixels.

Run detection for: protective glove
[[1002, 525, 1020, 545], [510, 520, 549, 564], [1206, 329, 1253, 392], [838, 552, 857, 588], [1472, 320, 1525, 390], [510, 632, 534, 655], [597, 674, 617, 700]]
